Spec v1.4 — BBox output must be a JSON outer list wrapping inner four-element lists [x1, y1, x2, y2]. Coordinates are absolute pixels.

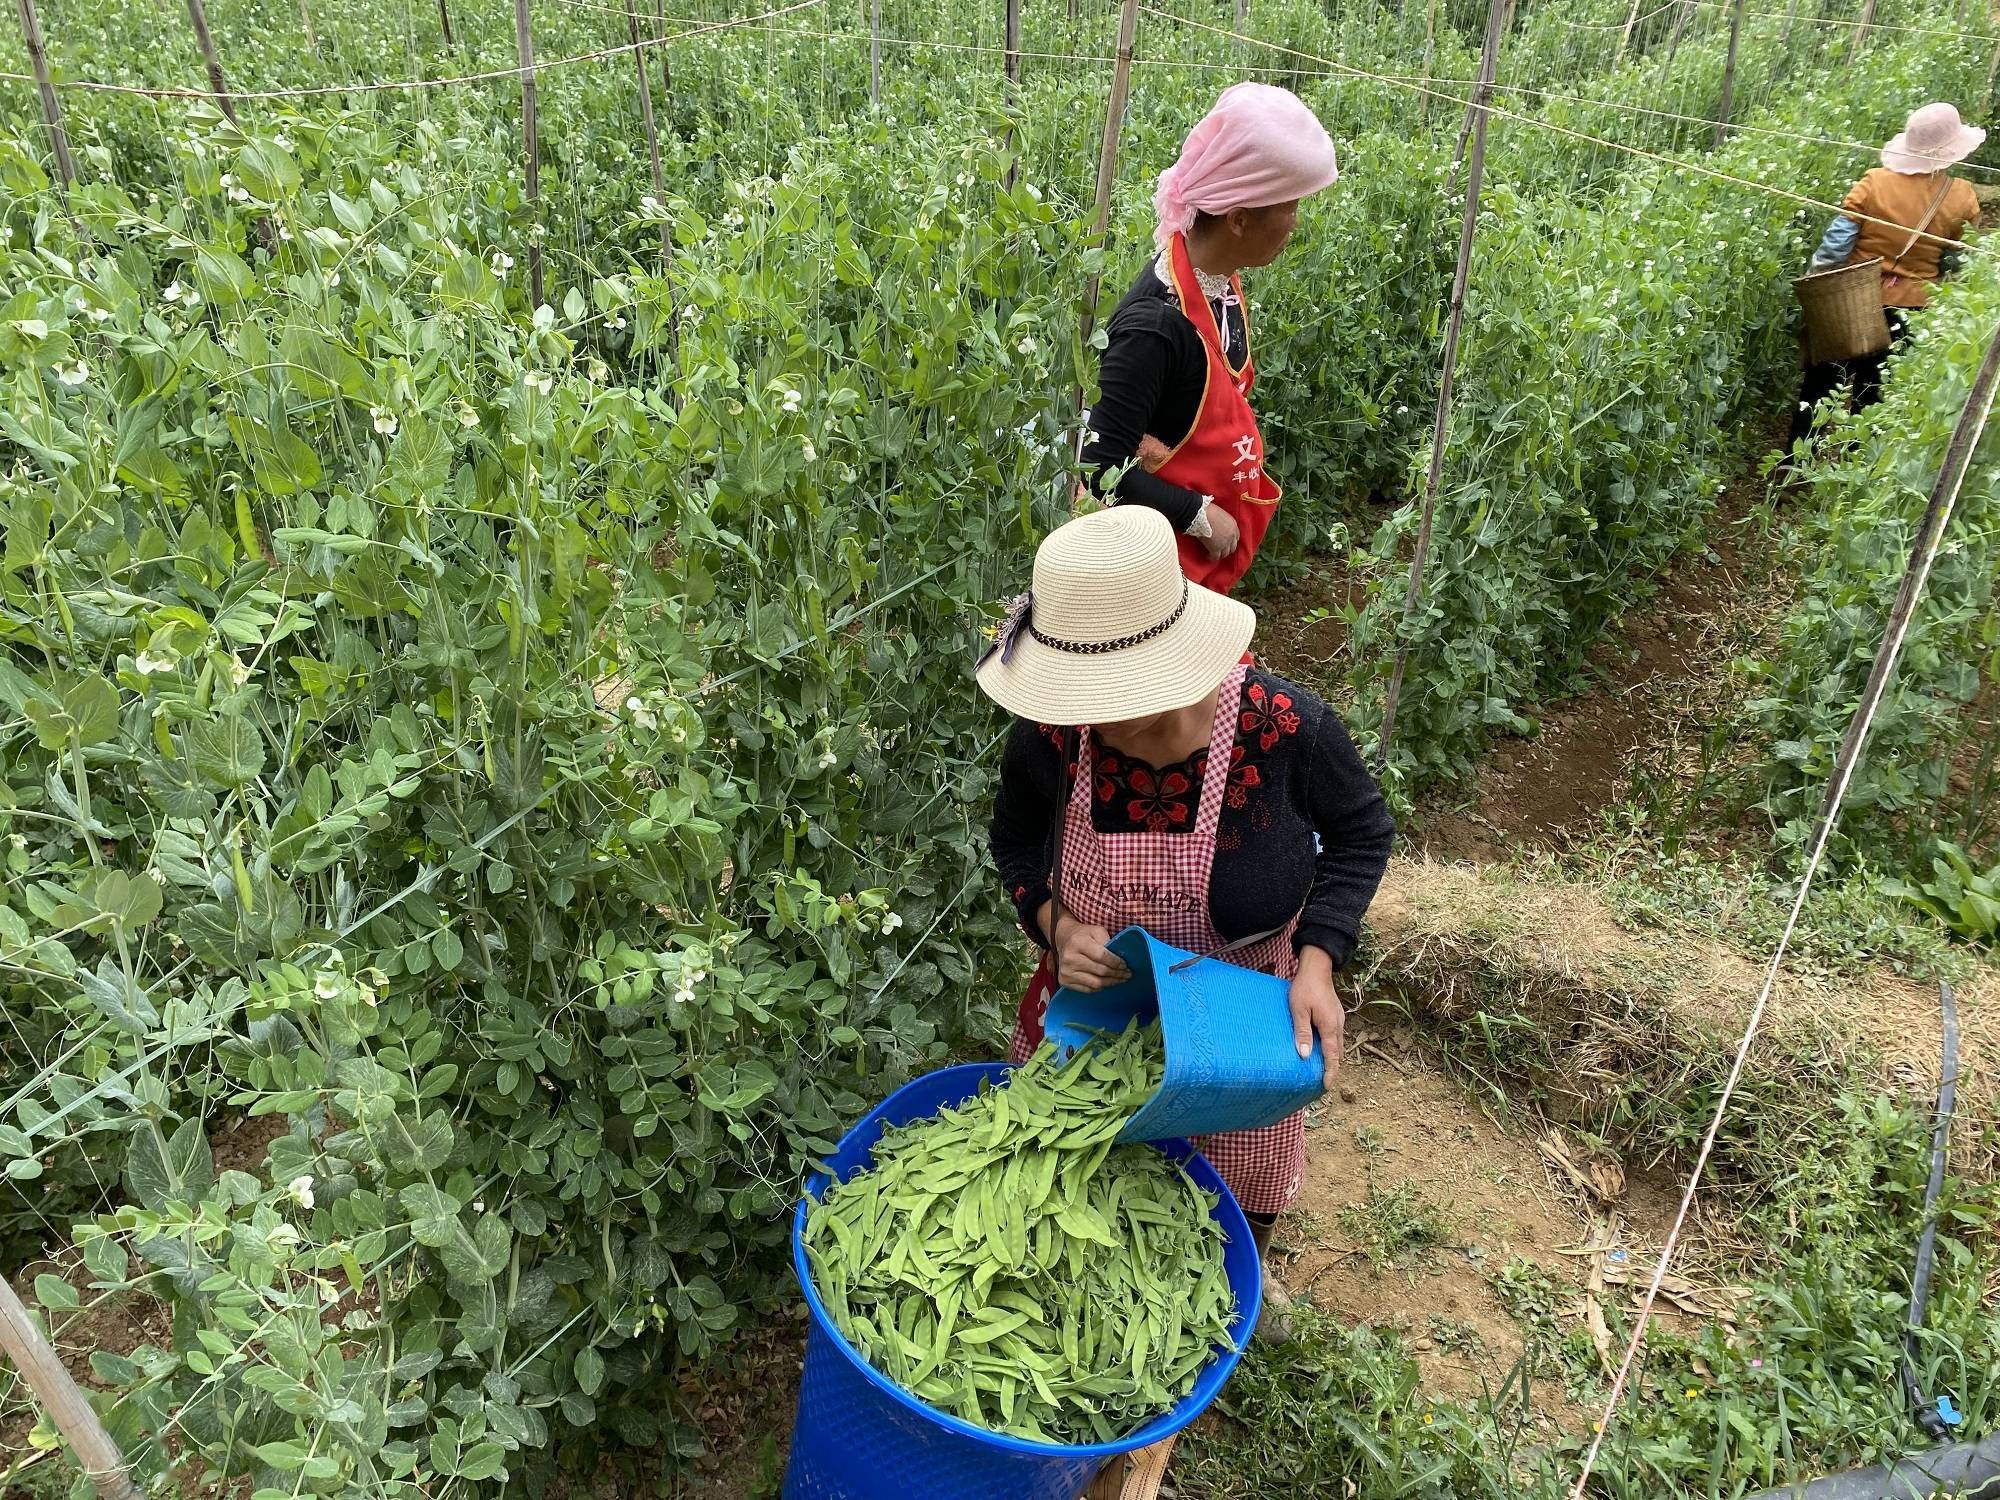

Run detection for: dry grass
[[1353, 858, 2000, 1181]]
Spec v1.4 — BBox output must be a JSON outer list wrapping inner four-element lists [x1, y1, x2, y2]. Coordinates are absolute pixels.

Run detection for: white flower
[[227, 658, 251, 688], [1016, 336, 1037, 356], [267, 1223, 303, 1250], [670, 724, 688, 744], [227, 185, 251, 204], [491, 250, 515, 272], [522, 370, 554, 394], [882, 911, 904, 933], [313, 971, 341, 1001], [1025, 184, 1042, 202], [780, 388, 803, 413], [801, 439, 817, 463], [640, 194, 661, 213], [455, 401, 479, 428], [325, 271, 340, 289], [587, 358, 609, 384], [287, 1175, 315, 1210], [84, 305, 112, 324], [10, 832, 28, 849], [274, 133, 293, 149], [673, 984, 695, 1005], [134, 646, 178, 675], [55, 360, 88, 386], [371, 406, 398, 436]]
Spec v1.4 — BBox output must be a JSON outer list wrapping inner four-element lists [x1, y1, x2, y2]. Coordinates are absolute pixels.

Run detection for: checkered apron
[[1009, 663, 1307, 1216]]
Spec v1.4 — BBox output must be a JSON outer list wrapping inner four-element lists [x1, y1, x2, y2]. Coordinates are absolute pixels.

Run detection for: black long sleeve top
[[989, 670, 1395, 969], [1080, 261, 1249, 533]]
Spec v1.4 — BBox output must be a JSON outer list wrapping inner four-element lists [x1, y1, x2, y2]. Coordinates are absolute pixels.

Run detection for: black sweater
[[1080, 262, 1249, 534], [990, 671, 1394, 969]]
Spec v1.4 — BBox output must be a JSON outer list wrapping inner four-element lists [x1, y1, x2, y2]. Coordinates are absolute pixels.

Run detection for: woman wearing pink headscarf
[[1080, 83, 1339, 595]]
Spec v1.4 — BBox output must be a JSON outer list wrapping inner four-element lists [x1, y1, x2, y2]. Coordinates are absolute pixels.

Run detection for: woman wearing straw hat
[[1079, 83, 1339, 595], [980, 507, 1395, 1343], [1790, 102, 1985, 448]]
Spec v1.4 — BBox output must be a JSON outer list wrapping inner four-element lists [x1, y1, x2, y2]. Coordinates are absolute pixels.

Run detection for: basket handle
[[1166, 924, 1290, 974]]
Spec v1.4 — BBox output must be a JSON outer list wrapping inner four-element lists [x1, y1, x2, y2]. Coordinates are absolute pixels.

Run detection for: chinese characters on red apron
[[1009, 664, 1307, 1217], [1153, 232, 1283, 597]]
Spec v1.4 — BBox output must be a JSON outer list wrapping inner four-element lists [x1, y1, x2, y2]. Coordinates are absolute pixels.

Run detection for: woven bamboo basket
[[1792, 257, 1889, 365]]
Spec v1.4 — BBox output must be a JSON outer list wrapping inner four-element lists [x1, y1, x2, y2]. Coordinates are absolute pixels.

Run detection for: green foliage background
[[0, 0, 1991, 1493]]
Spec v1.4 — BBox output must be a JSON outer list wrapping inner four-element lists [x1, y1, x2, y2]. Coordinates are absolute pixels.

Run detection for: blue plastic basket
[[784, 1062, 1260, 1500], [1041, 927, 1324, 1145]]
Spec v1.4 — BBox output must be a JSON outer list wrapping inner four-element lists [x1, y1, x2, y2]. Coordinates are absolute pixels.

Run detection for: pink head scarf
[[1153, 83, 1339, 252]]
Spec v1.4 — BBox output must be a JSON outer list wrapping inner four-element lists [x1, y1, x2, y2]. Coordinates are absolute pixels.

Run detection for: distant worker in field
[[1080, 83, 1339, 595], [1790, 101, 1985, 448]]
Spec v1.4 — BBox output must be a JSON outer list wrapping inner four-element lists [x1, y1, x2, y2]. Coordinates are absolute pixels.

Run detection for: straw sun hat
[[1882, 103, 1987, 175], [975, 507, 1254, 726]]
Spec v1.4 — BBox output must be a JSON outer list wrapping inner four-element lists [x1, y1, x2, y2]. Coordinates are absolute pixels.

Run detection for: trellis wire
[[1570, 315, 2000, 1499], [1376, 0, 1508, 774]]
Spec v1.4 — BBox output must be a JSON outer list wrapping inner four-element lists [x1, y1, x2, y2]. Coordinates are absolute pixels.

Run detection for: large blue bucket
[[784, 1062, 1261, 1500], [1042, 927, 1325, 1145]]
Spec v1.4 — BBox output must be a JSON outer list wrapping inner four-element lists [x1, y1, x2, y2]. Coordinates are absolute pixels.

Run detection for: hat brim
[[976, 587, 1256, 725], [1882, 124, 1987, 173]]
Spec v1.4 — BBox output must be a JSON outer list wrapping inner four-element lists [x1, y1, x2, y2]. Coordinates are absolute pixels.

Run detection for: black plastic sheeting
[[1739, 1432, 2000, 1499]]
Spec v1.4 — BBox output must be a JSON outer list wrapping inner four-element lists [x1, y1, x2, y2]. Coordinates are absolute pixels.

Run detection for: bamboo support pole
[[296, 0, 317, 53], [656, 0, 673, 130], [1655, 0, 1692, 86], [627, 4, 670, 263], [1618, 0, 1642, 50], [1376, 0, 1508, 772], [1076, 0, 1141, 421], [869, 0, 881, 106], [1848, 0, 1876, 55], [0, 1277, 144, 1500], [438, 0, 454, 47], [1779, 0, 1798, 43], [1004, 0, 1020, 84], [183, 0, 239, 123], [1714, 0, 1745, 148], [15, 0, 74, 190], [513, 0, 545, 308], [1809, 325, 2000, 855]]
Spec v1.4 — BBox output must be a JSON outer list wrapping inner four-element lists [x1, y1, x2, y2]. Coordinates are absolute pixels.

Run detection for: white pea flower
[[1016, 336, 1037, 356], [313, 971, 341, 1001], [670, 724, 688, 744], [455, 401, 480, 428], [84, 305, 112, 324], [55, 360, 88, 386], [780, 388, 803, 413], [274, 133, 293, 149], [522, 370, 554, 394], [227, 658, 251, 688], [640, 194, 661, 213], [587, 358, 609, 384], [371, 406, 398, 436], [673, 984, 696, 1005], [326, 271, 340, 289], [227, 185, 251, 204], [287, 1175, 315, 1210], [491, 250, 515, 273], [9, 833, 25, 850], [134, 646, 179, 675], [882, 911, 904, 934], [278, 225, 294, 242], [1025, 184, 1042, 202], [607, 314, 627, 330], [801, 439, 817, 463]]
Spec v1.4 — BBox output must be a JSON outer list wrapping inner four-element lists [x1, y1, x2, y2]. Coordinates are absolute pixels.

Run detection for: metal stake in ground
[[183, 0, 240, 123], [15, 0, 74, 190], [0, 1277, 143, 1500], [1713, 0, 1746, 147], [1075, 0, 1141, 451], [1375, 0, 1508, 774], [513, 0, 546, 308], [1808, 325, 2000, 856]]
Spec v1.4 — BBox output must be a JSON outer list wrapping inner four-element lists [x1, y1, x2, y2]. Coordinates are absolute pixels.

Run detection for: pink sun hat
[[1152, 83, 1339, 252], [1881, 102, 1987, 174]]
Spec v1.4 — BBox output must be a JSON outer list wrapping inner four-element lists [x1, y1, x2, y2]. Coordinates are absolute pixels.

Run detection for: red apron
[[1154, 233, 1283, 596], [1008, 664, 1307, 1216]]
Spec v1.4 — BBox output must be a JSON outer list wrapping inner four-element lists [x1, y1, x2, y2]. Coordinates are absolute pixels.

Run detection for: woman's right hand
[[1201, 503, 1241, 561], [1039, 904, 1130, 992]]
